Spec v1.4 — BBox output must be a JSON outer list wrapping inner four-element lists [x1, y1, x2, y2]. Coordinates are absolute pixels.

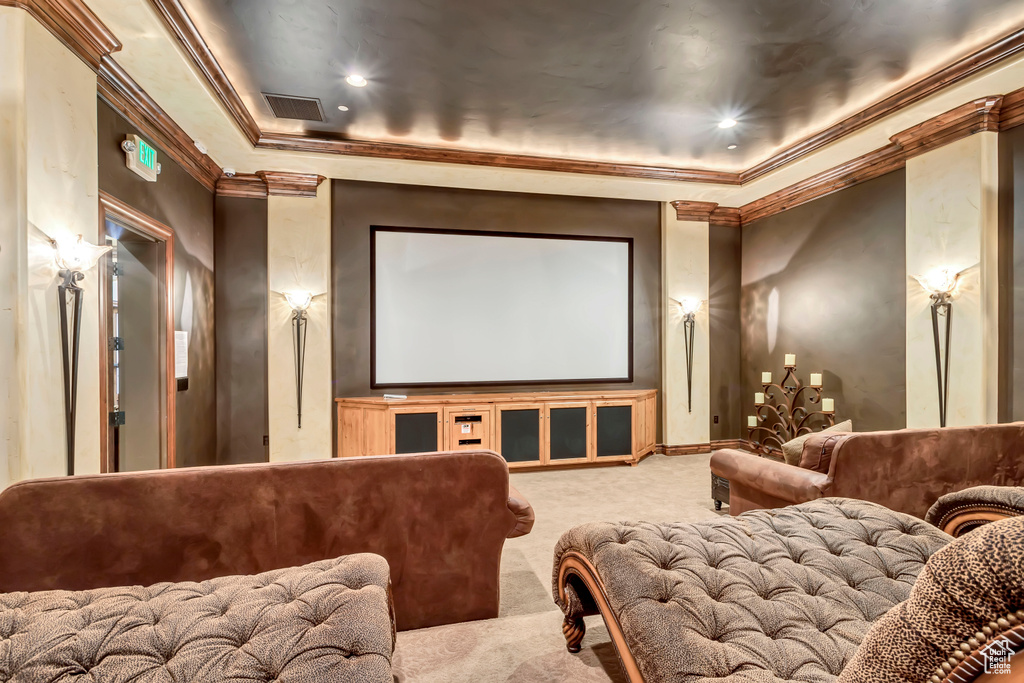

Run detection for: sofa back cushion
[[825, 423, 1024, 519], [0, 450, 516, 631], [781, 420, 852, 466]]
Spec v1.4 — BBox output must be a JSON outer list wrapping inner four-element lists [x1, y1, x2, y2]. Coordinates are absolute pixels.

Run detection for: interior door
[[103, 217, 168, 472]]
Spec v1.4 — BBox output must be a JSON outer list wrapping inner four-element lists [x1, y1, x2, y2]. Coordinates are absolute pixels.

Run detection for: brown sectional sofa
[[710, 422, 1024, 518], [553, 490, 1024, 683], [0, 555, 397, 682], [0, 449, 534, 631]]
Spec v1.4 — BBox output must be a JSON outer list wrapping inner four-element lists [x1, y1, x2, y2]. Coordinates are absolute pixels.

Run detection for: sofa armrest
[[925, 486, 1024, 537], [710, 449, 832, 506], [507, 485, 535, 538]]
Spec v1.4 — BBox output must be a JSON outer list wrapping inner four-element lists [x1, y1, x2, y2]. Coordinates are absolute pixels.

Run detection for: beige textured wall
[[905, 132, 1000, 427], [267, 184, 333, 461], [662, 205, 710, 445], [0, 8, 101, 488]]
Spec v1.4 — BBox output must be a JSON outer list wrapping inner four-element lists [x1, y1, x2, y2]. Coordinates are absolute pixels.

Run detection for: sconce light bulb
[[678, 297, 703, 315], [915, 267, 961, 301], [285, 291, 314, 312], [52, 234, 111, 272]]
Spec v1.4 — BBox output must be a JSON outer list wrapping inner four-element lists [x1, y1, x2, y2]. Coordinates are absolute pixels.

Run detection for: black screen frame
[[370, 225, 634, 389]]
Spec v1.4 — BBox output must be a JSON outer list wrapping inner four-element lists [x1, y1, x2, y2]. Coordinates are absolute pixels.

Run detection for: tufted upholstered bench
[[553, 498, 954, 682], [0, 554, 396, 682]]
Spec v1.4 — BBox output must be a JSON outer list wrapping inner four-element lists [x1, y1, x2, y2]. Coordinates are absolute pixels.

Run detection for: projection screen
[[371, 227, 632, 387]]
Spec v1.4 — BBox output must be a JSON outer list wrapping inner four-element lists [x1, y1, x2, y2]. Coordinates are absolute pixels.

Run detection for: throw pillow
[[781, 419, 853, 466]]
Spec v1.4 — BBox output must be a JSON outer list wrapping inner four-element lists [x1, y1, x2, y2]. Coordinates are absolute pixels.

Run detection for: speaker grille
[[262, 93, 325, 121]]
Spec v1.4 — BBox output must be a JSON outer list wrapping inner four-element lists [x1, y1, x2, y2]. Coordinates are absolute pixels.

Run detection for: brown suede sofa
[[710, 422, 1024, 518], [0, 449, 534, 631], [554, 487, 1024, 683]]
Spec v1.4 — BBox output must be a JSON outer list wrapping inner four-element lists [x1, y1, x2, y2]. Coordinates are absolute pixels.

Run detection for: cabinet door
[[496, 403, 544, 467], [390, 406, 443, 454], [594, 400, 634, 460], [546, 401, 592, 463], [444, 407, 494, 451]]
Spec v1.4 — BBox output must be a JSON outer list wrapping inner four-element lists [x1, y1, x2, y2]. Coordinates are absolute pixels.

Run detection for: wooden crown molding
[[215, 173, 267, 198], [710, 207, 741, 228], [254, 171, 326, 197], [97, 58, 221, 192], [147, 0, 260, 146], [144, 0, 1024, 186], [737, 88, 1024, 225], [670, 200, 719, 221], [0, 0, 121, 69], [890, 96, 1003, 159]]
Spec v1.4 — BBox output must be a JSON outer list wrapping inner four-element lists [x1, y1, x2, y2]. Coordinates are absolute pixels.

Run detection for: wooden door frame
[[98, 191, 176, 472]]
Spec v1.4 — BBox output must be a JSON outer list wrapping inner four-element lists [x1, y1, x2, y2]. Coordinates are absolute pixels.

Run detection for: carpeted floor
[[392, 452, 723, 682]]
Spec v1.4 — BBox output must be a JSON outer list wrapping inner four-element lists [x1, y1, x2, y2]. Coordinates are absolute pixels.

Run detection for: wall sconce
[[51, 235, 111, 474], [672, 297, 703, 413], [914, 268, 962, 427], [284, 291, 313, 428]]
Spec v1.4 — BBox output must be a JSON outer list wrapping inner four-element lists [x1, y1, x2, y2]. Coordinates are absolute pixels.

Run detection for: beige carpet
[[392, 453, 723, 682]]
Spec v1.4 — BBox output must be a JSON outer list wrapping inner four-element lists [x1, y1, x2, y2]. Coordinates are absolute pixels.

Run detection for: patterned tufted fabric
[[839, 516, 1024, 683], [553, 498, 951, 683], [0, 554, 395, 682]]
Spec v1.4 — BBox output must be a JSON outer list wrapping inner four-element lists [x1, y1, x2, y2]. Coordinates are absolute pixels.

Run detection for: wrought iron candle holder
[[746, 360, 835, 457]]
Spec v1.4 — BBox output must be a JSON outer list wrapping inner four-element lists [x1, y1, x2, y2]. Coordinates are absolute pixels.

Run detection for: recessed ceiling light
[[727, 144, 738, 150], [337, 105, 349, 111], [345, 74, 367, 87], [718, 119, 737, 129]]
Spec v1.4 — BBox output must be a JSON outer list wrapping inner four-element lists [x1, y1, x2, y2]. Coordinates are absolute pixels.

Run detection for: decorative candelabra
[[746, 355, 835, 457]]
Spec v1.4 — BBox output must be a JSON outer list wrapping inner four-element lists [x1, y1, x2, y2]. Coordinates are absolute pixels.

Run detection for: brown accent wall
[[740, 169, 907, 433], [709, 223, 743, 440], [97, 98, 216, 467], [214, 197, 269, 464], [331, 180, 662, 434], [1004, 125, 1024, 422]]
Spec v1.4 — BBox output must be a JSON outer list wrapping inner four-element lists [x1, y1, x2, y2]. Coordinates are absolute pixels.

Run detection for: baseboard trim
[[657, 439, 753, 456]]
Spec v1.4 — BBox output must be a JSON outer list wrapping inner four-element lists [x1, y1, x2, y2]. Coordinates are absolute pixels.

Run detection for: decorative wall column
[[905, 132, 1001, 427], [265, 173, 332, 461], [0, 7, 104, 488], [662, 201, 711, 447]]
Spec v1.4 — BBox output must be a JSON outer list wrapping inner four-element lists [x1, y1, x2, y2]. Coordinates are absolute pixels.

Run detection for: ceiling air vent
[[262, 93, 325, 122]]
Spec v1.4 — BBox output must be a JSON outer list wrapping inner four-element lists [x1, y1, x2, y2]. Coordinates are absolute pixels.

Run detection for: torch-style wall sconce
[[284, 291, 313, 429], [914, 268, 962, 427], [51, 234, 111, 475], [671, 297, 703, 413]]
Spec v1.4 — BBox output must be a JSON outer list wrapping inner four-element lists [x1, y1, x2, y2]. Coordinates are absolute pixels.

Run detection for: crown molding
[[255, 132, 742, 184], [215, 173, 267, 198], [1000, 87, 1024, 130], [255, 171, 326, 197], [670, 200, 719, 221], [143, 0, 1024, 186], [890, 96, 1003, 159], [97, 57, 221, 192], [0, 0, 121, 69], [709, 207, 741, 228], [146, 0, 260, 145]]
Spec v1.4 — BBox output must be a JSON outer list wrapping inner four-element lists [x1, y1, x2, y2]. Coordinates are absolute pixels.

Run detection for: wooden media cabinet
[[335, 389, 657, 469]]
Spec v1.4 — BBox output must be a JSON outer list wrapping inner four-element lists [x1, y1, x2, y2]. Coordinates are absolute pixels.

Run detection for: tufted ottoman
[[553, 498, 951, 683], [0, 554, 396, 682]]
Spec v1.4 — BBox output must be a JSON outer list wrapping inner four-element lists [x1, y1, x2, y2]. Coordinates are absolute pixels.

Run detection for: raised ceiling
[[182, 0, 1024, 172]]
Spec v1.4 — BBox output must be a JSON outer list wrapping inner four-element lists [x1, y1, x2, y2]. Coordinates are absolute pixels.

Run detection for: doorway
[[98, 192, 176, 472]]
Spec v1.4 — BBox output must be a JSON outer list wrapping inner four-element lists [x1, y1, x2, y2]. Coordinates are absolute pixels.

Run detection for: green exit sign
[[123, 134, 160, 182]]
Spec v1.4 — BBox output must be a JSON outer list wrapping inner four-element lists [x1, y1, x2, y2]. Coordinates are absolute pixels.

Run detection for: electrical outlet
[[713, 415, 720, 424], [263, 435, 269, 446]]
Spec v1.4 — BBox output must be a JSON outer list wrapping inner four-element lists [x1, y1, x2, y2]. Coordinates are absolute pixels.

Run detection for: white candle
[[761, 371, 772, 384], [822, 398, 835, 413], [748, 415, 757, 427], [785, 353, 796, 366], [754, 392, 765, 405], [810, 373, 823, 387]]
